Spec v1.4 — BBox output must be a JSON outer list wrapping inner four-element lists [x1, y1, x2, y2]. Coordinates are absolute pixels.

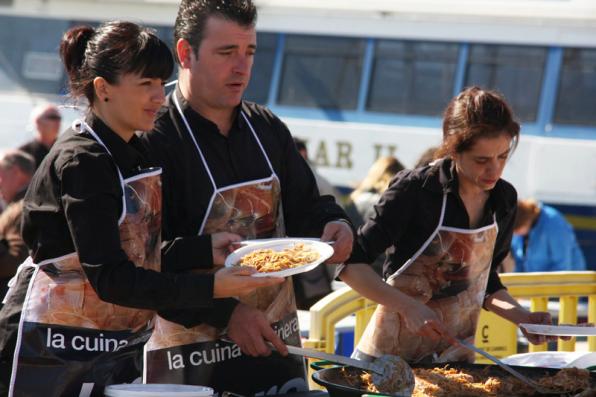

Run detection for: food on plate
[[238, 243, 320, 272], [340, 365, 591, 396]]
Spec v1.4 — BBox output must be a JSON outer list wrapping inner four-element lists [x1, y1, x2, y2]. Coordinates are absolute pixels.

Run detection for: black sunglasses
[[43, 114, 61, 121]]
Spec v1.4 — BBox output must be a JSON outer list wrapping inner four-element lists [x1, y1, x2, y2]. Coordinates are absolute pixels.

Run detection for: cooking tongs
[[272, 344, 414, 395], [285, 345, 385, 375], [456, 339, 562, 395]]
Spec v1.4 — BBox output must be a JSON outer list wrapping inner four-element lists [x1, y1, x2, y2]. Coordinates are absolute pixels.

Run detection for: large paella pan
[[311, 362, 596, 397]]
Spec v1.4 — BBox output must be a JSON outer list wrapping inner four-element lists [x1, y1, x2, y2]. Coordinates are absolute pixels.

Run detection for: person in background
[[19, 104, 61, 168], [292, 138, 337, 308], [0, 150, 35, 213], [349, 156, 405, 228], [414, 146, 439, 169], [293, 137, 343, 204], [0, 150, 35, 301], [347, 156, 405, 275], [511, 198, 586, 272], [139, 0, 353, 394], [340, 87, 562, 365]]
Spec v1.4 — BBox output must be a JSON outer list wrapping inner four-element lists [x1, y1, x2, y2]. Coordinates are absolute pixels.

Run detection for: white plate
[[501, 352, 590, 369], [520, 323, 596, 336], [224, 238, 334, 278]]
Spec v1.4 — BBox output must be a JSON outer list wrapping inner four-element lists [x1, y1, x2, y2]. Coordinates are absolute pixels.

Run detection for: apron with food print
[[7, 120, 162, 397], [354, 193, 498, 364], [144, 95, 306, 395]]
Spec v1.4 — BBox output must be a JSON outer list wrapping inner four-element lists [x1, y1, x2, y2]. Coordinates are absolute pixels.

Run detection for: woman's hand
[[321, 220, 353, 264], [399, 295, 451, 342], [340, 263, 451, 342], [211, 232, 242, 265], [520, 311, 573, 344], [520, 311, 554, 344], [213, 266, 284, 298], [484, 290, 571, 345]]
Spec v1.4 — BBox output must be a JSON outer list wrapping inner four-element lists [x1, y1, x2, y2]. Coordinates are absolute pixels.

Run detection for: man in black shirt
[[140, 0, 353, 393], [0, 150, 35, 302], [0, 150, 35, 213], [19, 104, 61, 168]]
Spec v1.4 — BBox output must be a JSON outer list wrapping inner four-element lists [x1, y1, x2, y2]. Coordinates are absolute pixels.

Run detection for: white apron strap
[[172, 93, 218, 192], [173, 93, 279, 189], [240, 111, 276, 175], [72, 119, 127, 225], [8, 264, 41, 397], [2, 257, 34, 305]]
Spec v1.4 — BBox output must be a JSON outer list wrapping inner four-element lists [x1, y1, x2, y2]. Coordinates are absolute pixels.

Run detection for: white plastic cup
[[104, 384, 214, 397]]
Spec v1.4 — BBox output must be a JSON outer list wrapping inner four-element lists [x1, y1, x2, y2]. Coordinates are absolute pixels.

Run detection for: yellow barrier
[[306, 271, 596, 363]]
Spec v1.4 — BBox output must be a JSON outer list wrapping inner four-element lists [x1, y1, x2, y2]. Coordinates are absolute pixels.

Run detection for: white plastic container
[[104, 384, 214, 397]]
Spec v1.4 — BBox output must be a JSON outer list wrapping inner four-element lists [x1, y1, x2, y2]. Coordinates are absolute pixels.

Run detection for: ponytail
[[58, 21, 173, 107]]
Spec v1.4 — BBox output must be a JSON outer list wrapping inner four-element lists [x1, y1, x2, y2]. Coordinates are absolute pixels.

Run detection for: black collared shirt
[[19, 139, 49, 169], [21, 114, 217, 319], [348, 158, 517, 295], [139, 87, 349, 327]]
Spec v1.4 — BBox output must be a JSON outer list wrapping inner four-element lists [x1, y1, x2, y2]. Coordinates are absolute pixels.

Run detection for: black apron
[[1, 121, 162, 396], [143, 95, 306, 395]]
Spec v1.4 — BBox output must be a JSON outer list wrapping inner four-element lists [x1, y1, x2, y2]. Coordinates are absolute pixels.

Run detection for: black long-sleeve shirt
[[21, 114, 217, 322], [19, 139, 49, 169], [347, 158, 517, 296], [0, 190, 28, 298], [139, 87, 350, 327]]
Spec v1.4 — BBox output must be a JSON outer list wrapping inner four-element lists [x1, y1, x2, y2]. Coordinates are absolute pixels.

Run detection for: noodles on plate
[[239, 243, 320, 272]]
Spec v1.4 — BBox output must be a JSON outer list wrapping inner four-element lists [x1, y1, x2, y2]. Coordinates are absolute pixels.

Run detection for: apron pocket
[[45, 272, 97, 328]]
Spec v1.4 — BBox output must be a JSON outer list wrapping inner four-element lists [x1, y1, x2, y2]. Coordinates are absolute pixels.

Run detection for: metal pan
[[311, 362, 596, 397]]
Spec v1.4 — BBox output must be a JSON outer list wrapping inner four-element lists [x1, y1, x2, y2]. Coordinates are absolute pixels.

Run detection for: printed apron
[[144, 95, 306, 395], [6, 121, 162, 397], [353, 193, 498, 364]]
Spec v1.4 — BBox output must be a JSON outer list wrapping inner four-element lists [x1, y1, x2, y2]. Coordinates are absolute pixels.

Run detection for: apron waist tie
[[2, 257, 35, 305]]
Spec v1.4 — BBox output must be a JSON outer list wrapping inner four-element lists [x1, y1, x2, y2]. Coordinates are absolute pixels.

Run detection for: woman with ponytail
[[0, 21, 281, 396]]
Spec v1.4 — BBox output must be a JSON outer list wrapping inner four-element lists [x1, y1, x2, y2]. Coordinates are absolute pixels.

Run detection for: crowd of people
[[0, 0, 586, 395]]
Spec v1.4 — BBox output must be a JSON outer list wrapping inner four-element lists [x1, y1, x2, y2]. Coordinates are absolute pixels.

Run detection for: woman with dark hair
[[340, 87, 559, 364], [0, 21, 281, 396]]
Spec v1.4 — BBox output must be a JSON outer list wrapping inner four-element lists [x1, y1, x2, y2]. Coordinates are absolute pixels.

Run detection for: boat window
[[0, 15, 69, 95], [554, 48, 596, 127], [145, 25, 179, 85], [366, 40, 459, 116], [151, 25, 175, 49], [277, 35, 365, 110], [244, 33, 277, 104], [464, 44, 547, 122]]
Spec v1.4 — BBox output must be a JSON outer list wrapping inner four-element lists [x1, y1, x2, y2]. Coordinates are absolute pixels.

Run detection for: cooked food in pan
[[341, 366, 591, 396], [239, 243, 320, 272]]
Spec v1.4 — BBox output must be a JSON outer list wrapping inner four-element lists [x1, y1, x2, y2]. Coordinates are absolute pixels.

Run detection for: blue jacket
[[511, 204, 586, 272]]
